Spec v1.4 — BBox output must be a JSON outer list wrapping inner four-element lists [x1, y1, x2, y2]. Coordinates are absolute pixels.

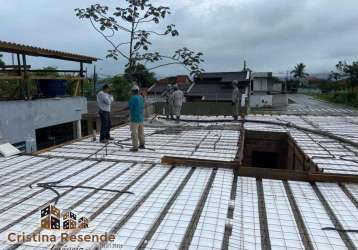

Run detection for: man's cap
[[232, 80, 238, 85], [102, 84, 111, 89]]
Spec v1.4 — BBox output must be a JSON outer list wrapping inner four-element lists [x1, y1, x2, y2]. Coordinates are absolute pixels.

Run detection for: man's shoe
[[108, 137, 115, 140], [100, 139, 109, 143], [139, 145, 145, 149], [130, 147, 138, 152]]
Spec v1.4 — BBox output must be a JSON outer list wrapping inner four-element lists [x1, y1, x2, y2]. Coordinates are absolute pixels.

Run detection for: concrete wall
[[0, 97, 87, 148], [250, 95, 273, 108], [272, 94, 288, 107], [272, 83, 282, 92], [253, 78, 268, 91], [297, 88, 321, 94], [155, 102, 238, 116]]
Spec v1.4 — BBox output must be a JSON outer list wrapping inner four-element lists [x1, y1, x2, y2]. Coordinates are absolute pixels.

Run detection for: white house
[[250, 72, 287, 108]]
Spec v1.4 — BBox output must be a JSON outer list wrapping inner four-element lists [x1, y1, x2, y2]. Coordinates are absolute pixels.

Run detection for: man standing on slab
[[232, 80, 241, 121], [128, 85, 145, 152], [97, 84, 114, 143], [172, 85, 184, 121]]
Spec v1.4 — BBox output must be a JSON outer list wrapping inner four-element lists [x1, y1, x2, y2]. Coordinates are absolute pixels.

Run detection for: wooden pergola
[[0, 40, 98, 99]]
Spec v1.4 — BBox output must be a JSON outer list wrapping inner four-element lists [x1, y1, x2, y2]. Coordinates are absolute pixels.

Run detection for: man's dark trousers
[[99, 110, 111, 141]]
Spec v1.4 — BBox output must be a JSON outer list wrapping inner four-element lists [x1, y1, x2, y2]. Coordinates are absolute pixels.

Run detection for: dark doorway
[[36, 122, 75, 150]]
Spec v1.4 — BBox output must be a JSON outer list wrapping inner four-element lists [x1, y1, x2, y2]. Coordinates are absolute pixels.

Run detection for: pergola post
[[80, 62, 84, 96], [16, 53, 23, 98], [22, 54, 29, 100]]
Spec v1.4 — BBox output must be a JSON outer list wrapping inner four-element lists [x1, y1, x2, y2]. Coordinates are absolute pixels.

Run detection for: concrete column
[[87, 119, 94, 136], [76, 120, 82, 139]]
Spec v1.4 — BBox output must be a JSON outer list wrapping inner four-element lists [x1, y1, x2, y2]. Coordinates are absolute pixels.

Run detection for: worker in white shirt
[[165, 84, 174, 119], [97, 84, 114, 143], [172, 85, 184, 121], [232, 80, 240, 121]]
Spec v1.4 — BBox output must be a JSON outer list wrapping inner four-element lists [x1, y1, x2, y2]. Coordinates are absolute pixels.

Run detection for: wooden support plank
[[22, 54, 29, 100], [309, 173, 358, 183], [28, 76, 84, 80], [0, 75, 23, 80], [239, 167, 310, 181], [80, 62, 84, 96], [239, 167, 358, 183], [16, 53, 23, 98], [256, 179, 271, 250], [161, 156, 240, 169], [161, 156, 358, 183]]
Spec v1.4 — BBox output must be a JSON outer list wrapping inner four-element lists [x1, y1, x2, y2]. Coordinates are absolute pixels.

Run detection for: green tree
[[333, 61, 358, 93], [124, 63, 156, 88], [102, 75, 131, 101], [286, 79, 299, 92], [0, 54, 5, 67], [291, 63, 309, 86], [75, 0, 204, 82], [35, 66, 59, 76], [0, 80, 20, 99]]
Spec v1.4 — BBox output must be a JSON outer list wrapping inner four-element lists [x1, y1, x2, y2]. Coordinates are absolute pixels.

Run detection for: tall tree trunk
[[128, 15, 135, 84]]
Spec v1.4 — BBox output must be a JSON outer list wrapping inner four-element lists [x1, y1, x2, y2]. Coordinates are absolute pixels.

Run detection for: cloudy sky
[[1, 0, 358, 78]]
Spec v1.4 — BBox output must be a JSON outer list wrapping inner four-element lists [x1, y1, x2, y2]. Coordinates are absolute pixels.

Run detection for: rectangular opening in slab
[[36, 121, 75, 150], [243, 130, 308, 170], [252, 151, 278, 168]]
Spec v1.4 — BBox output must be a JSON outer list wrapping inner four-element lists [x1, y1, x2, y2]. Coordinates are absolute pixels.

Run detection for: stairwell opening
[[242, 130, 311, 171]]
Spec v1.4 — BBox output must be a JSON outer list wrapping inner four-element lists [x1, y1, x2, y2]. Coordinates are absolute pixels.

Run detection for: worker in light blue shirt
[[128, 85, 145, 152]]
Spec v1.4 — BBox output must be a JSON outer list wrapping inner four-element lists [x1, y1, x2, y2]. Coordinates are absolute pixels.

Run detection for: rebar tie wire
[[30, 181, 134, 205], [322, 227, 358, 233]]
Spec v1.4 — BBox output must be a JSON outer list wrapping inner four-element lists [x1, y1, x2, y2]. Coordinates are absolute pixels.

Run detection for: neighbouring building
[[250, 72, 287, 108], [147, 75, 192, 102], [0, 40, 97, 151], [186, 71, 251, 102]]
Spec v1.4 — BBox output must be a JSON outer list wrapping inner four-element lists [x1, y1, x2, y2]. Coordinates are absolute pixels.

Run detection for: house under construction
[[0, 98, 358, 249]]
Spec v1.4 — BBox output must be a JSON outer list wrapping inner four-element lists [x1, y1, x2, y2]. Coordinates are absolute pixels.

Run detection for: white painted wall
[[253, 78, 268, 91], [0, 97, 87, 149], [250, 95, 273, 108]]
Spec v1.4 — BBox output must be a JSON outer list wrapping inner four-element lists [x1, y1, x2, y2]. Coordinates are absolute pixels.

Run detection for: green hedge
[[315, 92, 358, 108]]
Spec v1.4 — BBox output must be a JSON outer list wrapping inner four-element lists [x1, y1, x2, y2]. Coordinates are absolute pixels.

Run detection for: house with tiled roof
[[148, 75, 192, 96], [186, 71, 251, 102]]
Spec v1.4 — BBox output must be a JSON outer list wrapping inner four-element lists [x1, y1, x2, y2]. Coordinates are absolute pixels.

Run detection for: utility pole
[[93, 65, 97, 98]]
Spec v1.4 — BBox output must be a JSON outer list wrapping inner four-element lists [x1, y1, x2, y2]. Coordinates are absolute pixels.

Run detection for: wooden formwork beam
[[239, 167, 358, 183], [161, 156, 358, 183], [161, 156, 240, 169], [0, 75, 23, 80]]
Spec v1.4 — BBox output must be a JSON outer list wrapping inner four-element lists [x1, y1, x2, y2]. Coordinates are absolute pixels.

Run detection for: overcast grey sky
[[1, 0, 358, 78]]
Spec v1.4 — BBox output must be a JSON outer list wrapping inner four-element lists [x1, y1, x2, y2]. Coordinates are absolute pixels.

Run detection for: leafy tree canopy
[[101, 75, 132, 101], [0, 54, 5, 67], [124, 63, 156, 88], [291, 63, 309, 79], [331, 61, 358, 92], [75, 0, 204, 80]]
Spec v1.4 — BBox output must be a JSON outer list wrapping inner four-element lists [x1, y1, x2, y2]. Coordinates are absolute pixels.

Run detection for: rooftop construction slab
[[0, 115, 357, 249], [253, 94, 358, 116]]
